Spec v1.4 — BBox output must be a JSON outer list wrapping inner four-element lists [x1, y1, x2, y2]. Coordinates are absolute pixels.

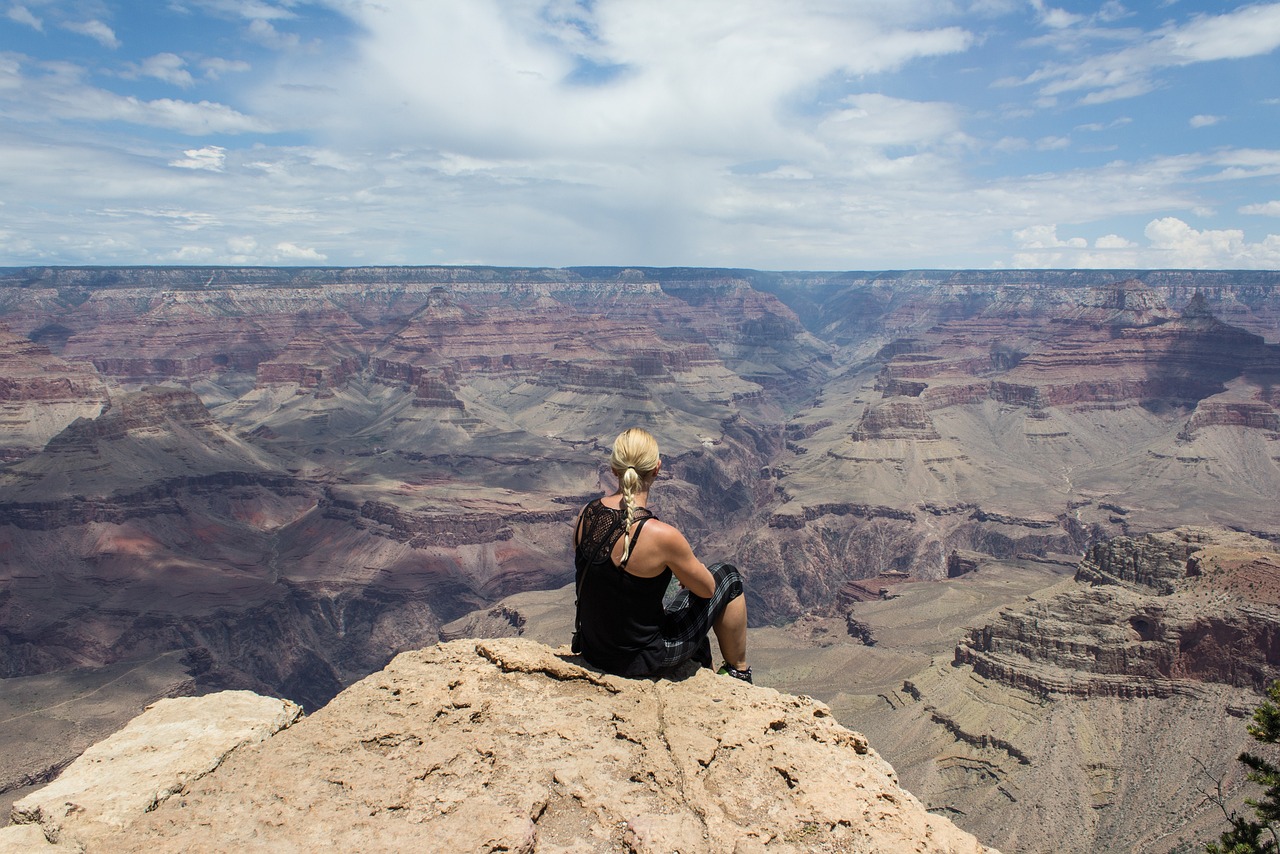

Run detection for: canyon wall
[[2, 265, 1279, 851], [0, 265, 1277, 703]]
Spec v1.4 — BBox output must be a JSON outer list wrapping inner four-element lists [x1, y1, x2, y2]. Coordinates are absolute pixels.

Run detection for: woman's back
[[582, 494, 674, 578], [574, 499, 671, 675]]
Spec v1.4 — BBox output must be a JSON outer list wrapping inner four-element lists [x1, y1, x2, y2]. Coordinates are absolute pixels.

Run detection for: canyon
[[2, 265, 1280, 850]]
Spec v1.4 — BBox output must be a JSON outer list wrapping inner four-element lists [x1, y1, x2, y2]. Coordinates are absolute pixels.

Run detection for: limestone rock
[[6, 690, 300, 851], [52, 639, 993, 853], [0, 823, 50, 854]]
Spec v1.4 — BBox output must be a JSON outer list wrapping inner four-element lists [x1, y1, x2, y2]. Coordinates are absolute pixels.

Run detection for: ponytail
[[619, 465, 641, 564], [609, 428, 660, 565]]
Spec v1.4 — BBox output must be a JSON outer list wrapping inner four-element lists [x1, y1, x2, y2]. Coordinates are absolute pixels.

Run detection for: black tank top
[[574, 499, 671, 676]]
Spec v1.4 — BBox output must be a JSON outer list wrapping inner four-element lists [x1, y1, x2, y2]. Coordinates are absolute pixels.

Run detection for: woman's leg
[[712, 593, 748, 671], [658, 562, 748, 671]]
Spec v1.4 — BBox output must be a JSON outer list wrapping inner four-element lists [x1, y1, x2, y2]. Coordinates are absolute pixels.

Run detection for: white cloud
[[1014, 224, 1087, 249], [98, 96, 270, 134], [274, 241, 326, 261], [1031, 1, 1084, 29], [161, 245, 218, 262], [3, 1, 1280, 271], [1076, 117, 1132, 132], [1171, 4, 1280, 62], [247, 18, 300, 49], [182, 0, 298, 23], [227, 236, 258, 254], [0, 226, 37, 258], [1020, 4, 1280, 105], [170, 145, 227, 171], [200, 57, 252, 79], [102, 207, 222, 230], [1097, 2, 1129, 24], [1204, 149, 1280, 181], [267, 0, 974, 158], [1189, 114, 1221, 128], [6, 5, 41, 30], [62, 19, 120, 49], [1035, 135, 1071, 150], [755, 164, 813, 181], [816, 94, 964, 152], [124, 53, 196, 88], [1241, 201, 1280, 216], [1143, 216, 1280, 267], [1014, 217, 1280, 268], [0, 55, 273, 134]]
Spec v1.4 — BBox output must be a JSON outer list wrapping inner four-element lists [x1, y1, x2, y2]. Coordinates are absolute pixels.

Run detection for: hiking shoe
[[717, 664, 753, 684]]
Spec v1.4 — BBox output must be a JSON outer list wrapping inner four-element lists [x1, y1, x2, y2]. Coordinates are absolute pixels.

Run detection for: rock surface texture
[[3, 690, 300, 852], [6, 639, 994, 854]]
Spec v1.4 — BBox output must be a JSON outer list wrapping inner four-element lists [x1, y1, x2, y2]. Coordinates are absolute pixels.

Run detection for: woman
[[572, 427, 752, 682]]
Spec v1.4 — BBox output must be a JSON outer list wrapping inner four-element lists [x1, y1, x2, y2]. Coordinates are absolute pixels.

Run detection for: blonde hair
[[609, 427, 660, 564]]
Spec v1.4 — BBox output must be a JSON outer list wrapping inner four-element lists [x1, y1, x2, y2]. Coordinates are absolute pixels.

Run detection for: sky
[[1, 1, 1279, 270]]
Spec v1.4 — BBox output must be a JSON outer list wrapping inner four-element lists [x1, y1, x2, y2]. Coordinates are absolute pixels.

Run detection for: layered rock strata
[[766, 279, 1280, 606], [0, 386, 466, 710], [846, 528, 1280, 853], [2, 265, 1280, 709], [955, 528, 1280, 699], [0, 326, 107, 461]]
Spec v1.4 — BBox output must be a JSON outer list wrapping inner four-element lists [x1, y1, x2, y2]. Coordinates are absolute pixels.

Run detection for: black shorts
[[655, 562, 744, 669]]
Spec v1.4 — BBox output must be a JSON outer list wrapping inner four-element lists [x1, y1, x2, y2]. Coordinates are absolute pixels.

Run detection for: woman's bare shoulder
[[640, 518, 692, 549]]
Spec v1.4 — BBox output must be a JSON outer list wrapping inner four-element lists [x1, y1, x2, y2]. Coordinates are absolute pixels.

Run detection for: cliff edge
[[5, 638, 995, 853]]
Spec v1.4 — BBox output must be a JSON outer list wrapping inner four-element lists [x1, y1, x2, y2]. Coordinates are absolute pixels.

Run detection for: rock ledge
[[6, 639, 994, 853]]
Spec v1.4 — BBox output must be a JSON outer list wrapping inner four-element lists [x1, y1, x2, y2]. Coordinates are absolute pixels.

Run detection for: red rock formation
[[1179, 400, 1280, 437], [836, 579, 892, 606], [851, 399, 941, 440], [0, 325, 108, 460], [871, 282, 1280, 415], [0, 329, 104, 403], [947, 550, 979, 577], [255, 330, 364, 391], [955, 529, 1280, 698], [2, 265, 1279, 708]]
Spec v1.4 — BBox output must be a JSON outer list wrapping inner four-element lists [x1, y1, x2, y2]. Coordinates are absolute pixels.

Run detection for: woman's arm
[[650, 523, 716, 598]]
